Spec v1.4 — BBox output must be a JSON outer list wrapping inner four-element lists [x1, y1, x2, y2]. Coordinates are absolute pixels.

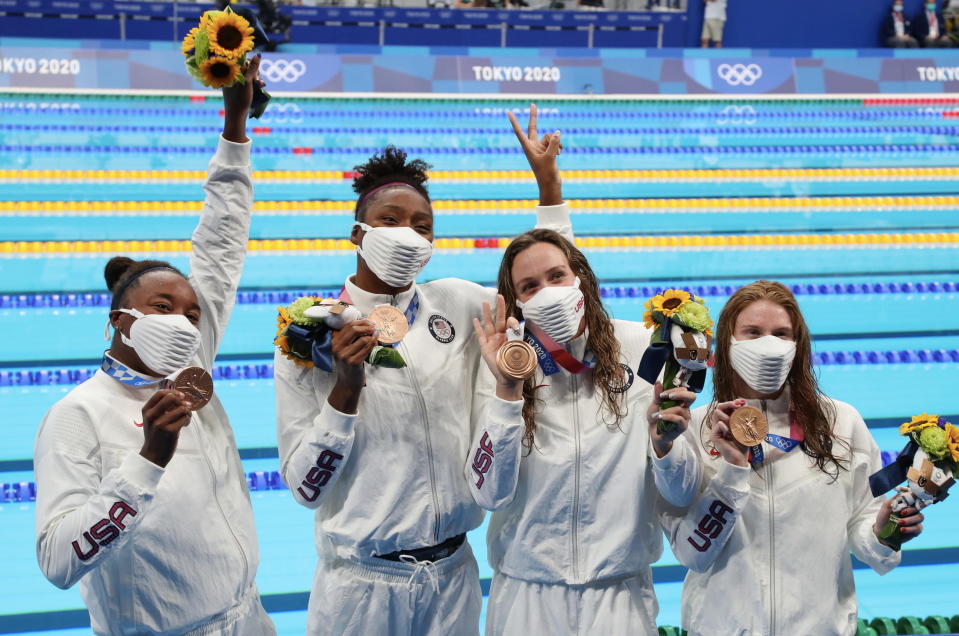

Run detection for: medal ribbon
[[748, 410, 804, 465], [523, 322, 593, 376], [338, 288, 420, 330], [100, 354, 164, 387]]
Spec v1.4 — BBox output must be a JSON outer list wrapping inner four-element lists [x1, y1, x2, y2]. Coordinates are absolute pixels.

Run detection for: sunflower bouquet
[[637, 289, 714, 433], [872, 413, 957, 550], [275, 296, 406, 371], [182, 6, 270, 117]]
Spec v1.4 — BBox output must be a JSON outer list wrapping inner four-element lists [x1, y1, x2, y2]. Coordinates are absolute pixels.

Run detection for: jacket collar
[[745, 385, 792, 431], [343, 276, 418, 315]]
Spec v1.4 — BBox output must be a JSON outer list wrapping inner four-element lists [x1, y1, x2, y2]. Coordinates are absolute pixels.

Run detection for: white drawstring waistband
[[399, 554, 440, 594]]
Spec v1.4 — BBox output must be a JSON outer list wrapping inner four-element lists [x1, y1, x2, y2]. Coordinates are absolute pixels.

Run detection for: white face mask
[[117, 308, 201, 376], [516, 277, 586, 344], [354, 223, 433, 288], [729, 335, 797, 395]]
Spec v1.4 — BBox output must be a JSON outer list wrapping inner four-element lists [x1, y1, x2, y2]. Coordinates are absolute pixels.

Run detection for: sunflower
[[181, 27, 200, 56], [899, 412, 941, 436], [198, 56, 242, 89], [275, 305, 314, 369], [945, 422, 959, 463], [643, 310, 657, 330], [206, 11, 255, 59], [199, 10, 218, 29], [652, 289, 692, 317]]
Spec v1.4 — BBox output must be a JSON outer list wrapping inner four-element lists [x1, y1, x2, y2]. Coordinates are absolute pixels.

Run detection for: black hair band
[[109, 266, 182, 311]]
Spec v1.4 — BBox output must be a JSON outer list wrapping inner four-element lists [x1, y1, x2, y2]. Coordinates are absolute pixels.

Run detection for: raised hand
[[473, 295, 524, 401], [139, 389, 194, 467], [508, 103, 563, 206], [222, 54, 264, 142], [647, 381, 696, 457]]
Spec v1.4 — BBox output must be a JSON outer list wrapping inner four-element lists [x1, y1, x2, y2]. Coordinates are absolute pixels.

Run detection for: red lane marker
[[189, 96, 206, 103], [293, 147, 314, 154], [342, 171, 360, 179], [218, 109, 225, 116], [252, 127, 272, 135], [943, 111, 959, 118], [863, 97, 959, 106]]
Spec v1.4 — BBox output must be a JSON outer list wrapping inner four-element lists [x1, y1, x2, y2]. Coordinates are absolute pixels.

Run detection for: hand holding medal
[[473, 295, 530, 401], [139, 373, 211, 468], [707, 399, 752, 467], [275, 296, 408, 371]]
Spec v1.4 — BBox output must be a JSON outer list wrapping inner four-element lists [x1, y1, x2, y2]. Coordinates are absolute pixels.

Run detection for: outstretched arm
[[191, 57, 265, 368]]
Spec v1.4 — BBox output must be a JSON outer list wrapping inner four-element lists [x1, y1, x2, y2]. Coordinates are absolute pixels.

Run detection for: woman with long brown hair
[[467, 181, 701, 631], [661, 280, 925, 636]]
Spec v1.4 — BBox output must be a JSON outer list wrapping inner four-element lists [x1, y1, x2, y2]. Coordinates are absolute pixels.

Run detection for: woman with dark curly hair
[[661, 280, 925, 636], [274, 105, 568, 635]]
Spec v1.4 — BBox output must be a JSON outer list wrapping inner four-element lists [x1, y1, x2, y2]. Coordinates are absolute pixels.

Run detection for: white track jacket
[[469, 320, 700, 585], [661, 389, 901, 636], [274, 205, 568, 561], [34, 138, 264, 635]]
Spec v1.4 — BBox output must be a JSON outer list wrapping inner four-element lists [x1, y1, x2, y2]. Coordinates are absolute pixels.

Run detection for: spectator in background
[[701, 0, 726, 48], [913, 0, 954, 46], [882, 0, 919, 47]]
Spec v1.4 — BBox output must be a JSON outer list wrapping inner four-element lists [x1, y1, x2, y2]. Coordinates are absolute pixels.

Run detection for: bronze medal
[[368, 305, 409, 345], [729, 405, 768, 446], [496, 341, 537, 381], [166, 366, 214, 411]]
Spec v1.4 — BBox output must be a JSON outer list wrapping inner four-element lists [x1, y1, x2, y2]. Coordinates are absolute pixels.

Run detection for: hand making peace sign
[[508, 103, 564, 207]]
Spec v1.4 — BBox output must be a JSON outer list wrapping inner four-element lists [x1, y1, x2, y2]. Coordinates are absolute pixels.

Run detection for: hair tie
[[357, 182, 419, 207], [109, 266, 181, 311]]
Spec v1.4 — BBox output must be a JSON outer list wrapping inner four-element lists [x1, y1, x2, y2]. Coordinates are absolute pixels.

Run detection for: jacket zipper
[[762, 400, 776, 636], [195, 420, 249, 596], [570, 372, 581, 582], [399, 340, 442, 544]]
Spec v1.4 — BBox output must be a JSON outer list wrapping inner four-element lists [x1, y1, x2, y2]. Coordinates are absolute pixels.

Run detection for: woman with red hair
[[662, 280, 924, 635]]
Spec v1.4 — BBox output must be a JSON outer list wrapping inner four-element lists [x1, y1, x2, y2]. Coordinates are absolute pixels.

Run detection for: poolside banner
[[5, 44, 959, 94]]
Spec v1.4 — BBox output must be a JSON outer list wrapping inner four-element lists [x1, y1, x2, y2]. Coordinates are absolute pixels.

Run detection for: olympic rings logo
[[716, 63, 763, 86], [716, 104, 757, 125], [260, 59, 307, 83], [258, 103, 303, 124]]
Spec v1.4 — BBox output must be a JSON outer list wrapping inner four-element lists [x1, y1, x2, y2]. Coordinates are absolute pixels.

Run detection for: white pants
[[485, 570, 659, 636], [183, 584, 275, 636], [307, 541, 481, 636]]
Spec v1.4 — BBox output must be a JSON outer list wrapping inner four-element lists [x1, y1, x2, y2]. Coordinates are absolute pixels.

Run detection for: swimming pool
[[1, 93, 957, 634]]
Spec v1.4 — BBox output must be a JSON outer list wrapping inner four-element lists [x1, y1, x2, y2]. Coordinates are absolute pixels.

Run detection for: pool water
[[1, 93, 957, 634]]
